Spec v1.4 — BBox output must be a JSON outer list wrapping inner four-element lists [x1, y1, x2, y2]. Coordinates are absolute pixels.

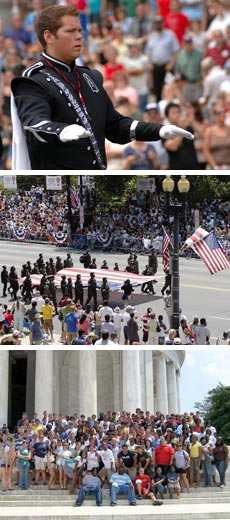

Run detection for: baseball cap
[[145, 102, 159, 112]]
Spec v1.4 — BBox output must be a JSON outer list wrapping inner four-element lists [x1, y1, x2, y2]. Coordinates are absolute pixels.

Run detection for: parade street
[[0, 240, 229, 344]]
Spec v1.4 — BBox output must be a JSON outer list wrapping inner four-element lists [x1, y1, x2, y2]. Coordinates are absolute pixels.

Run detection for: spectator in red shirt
[[133, 467, 163, 505], [102, 45, 124, 81], [155, 437, 174, 475], [205, 29, 230, 68], [165, 0, 190, 45]]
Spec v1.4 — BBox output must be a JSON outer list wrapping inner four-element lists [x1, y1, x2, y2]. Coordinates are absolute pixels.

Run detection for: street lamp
[[162, 175, 190, 331]]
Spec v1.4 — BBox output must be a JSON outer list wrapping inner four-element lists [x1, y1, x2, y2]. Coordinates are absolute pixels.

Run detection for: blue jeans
[[110, 484, 136, 504], [76, 486, 102, 505], [202, 460, 212, 487], [18, 463, 30, 489], [215, 460, 227, 486]]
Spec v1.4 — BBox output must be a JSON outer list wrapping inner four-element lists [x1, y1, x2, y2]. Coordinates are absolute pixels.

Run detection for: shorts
[[175, 467, 187, 474], [34, 455, 47, 471], [190, 457, 200, 471], [98, 467, 113, 480], [43, 319, 53, 332], [168, 482, 180, 489]]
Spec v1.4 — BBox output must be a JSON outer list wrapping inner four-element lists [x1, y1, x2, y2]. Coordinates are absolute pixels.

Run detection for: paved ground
[[0, 240, 229, 344]]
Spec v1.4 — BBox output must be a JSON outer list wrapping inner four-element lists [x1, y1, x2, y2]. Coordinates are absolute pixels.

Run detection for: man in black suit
[[11, 4, 193, 170]]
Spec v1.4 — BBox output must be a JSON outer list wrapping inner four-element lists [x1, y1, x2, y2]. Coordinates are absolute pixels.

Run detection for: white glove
[[59, 124, 90, 142], [159, 125, 194, 140]]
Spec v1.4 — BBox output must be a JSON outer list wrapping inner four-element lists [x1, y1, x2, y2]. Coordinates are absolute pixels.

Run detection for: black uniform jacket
[[11, 52, 162, 170]]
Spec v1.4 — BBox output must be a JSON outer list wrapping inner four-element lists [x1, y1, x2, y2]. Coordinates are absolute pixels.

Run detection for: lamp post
[[162, 175, 190, 331]]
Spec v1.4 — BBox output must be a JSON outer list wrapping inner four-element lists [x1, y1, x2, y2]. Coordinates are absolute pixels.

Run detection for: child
[[167, 464, 181, 499]]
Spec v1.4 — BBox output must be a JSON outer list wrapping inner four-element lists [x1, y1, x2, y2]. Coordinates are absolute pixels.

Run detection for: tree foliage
[[200, 383, 230, 443]]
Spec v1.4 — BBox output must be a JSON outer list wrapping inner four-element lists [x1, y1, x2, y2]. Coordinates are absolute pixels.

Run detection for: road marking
[[181, 283, 230, 292], [207, 316, 230, 321]]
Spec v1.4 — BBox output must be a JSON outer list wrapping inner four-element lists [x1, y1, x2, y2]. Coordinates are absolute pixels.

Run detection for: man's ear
[[43, 29, 55, 45]]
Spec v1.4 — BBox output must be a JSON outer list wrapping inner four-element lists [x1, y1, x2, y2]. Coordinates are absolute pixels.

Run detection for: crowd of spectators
[[0, 185, 230, 255], [0, 409, 228, 504], [1, 0, 230, 169]]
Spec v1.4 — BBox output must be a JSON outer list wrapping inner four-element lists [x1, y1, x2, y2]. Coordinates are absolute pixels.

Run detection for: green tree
[[200, 383, 230, 443]]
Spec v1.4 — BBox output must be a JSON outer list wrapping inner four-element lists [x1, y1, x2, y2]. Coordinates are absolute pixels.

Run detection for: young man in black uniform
[[11, 4, 194, 170]]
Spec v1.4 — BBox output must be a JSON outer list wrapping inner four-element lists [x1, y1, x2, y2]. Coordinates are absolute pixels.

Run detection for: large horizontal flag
[[54, 268, 164, 291], [162, 227, 170, 270], [19, 268, 164, 290], [186, 229, 230, 275]]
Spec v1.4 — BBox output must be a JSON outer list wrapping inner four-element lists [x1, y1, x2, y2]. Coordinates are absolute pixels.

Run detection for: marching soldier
[[1, 266, 8, 297], [75, 274, 84, 306], [86, 272, 98, 311], [101, 277, 110, 303]]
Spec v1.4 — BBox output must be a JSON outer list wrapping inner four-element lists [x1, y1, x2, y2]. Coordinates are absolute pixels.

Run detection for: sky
[[180, 350, 230, 412]]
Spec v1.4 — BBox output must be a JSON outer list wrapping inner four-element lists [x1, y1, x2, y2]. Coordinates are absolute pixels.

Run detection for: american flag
[[70, 188, 79, 208], [162, 227, 170, 270], [185, 226, 209, 247], [188, 230, 230, 275]]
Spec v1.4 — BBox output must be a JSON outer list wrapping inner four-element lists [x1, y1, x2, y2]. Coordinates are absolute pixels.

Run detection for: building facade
[[0, 350, 184, 428]]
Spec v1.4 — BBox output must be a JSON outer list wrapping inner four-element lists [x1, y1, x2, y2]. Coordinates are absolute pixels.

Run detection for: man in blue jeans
[[75, 467, 102, 506], [110, 466, 137, 506]]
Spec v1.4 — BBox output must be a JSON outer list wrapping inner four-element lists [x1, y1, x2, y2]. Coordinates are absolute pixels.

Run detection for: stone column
[[122, 351, 141, 412], [35, 352, 53, 418], [167, 361, 177, 415], [156, 354, 168, 415], [145, 351, 154, 413], [0, 351, 9, 425], [79, 351, 97, 417], [176, 370, 181, 414], [113, 362, 121, 412]]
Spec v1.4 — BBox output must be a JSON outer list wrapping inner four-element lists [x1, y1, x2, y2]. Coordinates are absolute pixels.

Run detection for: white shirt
[[97, 449, 115, 469]]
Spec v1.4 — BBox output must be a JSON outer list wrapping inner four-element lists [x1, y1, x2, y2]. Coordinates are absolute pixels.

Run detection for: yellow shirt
[[42, 304, 54, 320], [189, 441, 201, 458]]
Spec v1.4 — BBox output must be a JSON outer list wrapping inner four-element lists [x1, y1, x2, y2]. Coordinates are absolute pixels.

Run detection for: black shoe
[[137, 495, 143, 500], [153, 500, 163, 506]]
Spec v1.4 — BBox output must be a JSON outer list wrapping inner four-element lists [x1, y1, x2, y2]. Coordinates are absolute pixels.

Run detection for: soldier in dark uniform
[[101, 260, 108, 269], [121, 279, 134, 302], [40, 274, 47, 296], [37, 253, 45, 271], [148, 250, 158, 274], [113, 263, 119, 271], [64, 253, 73, 268], [86, 272, 98, 310], [67, 277, 73, 299], [101, 277, 110, 303], [22, 273, 33, 303], [32, 262, 39, 274], [161, 269, 172, 295], [49, 258, 56, 274], [26, 261, 32, 274], [11, 5, 193, 171], [48, 276, 58, 313], [74, 274, 84, 306], [9, 266, 19, 300], [61, 275, 67, 297], [82, 249, 91, 269], [1, 266, 8, 297], [141, 266, 156, 295], [21, 264, 28, 278], [133, 254, 139, 275], [88, 258, 97, 269], [56, 256, 63, 272]]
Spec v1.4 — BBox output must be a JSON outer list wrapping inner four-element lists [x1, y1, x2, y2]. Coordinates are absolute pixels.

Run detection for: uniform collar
[[42, 52, 76, 72]]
